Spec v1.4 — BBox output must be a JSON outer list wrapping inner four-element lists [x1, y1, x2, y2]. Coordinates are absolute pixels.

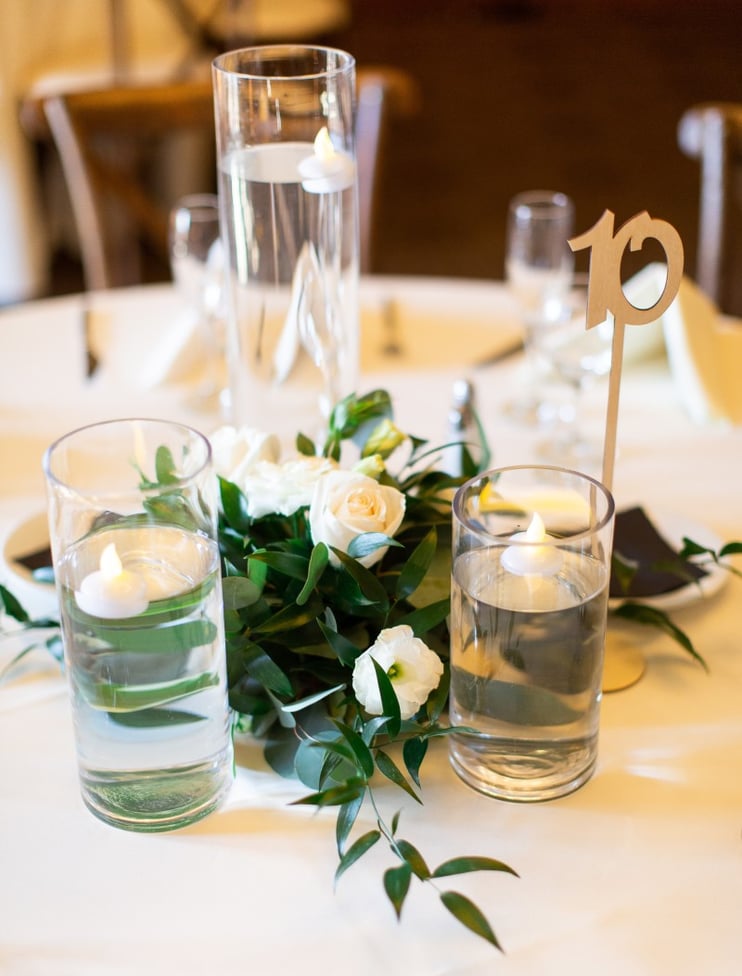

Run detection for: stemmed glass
[[536, 275, 613, 474], [504, 190, 575, 425], [169, 193, 227, 413]]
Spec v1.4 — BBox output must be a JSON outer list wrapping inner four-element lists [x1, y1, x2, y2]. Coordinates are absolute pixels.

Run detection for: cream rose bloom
[[352, 625, 444, 720], [308, 469, 405, 568], [210, 426, 280, 485], [240, 456, 337, 518]]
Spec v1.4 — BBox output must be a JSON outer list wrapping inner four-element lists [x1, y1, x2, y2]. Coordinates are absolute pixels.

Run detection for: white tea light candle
[[76, 542, 149, 619], [298, 126, 355, 193], [501, 513, 563, 577]]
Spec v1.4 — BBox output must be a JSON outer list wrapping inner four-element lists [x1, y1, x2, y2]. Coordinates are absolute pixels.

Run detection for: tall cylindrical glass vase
[[212, 45, 359, 442]]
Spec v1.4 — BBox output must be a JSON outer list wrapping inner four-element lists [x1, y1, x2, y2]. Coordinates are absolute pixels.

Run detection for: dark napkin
[[610, 506, 708, 599]]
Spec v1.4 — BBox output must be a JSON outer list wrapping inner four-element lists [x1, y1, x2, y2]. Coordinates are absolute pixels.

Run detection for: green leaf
[[222, 575, 262, 610], [332, 549, 390, 608], [241, 642, 294, 696], [402, 736, 428, 788], [84, 669, 219, 712], [296, 543, 329, 605], [450, 669, 582, 726], [249, 550, 309, 581], [393, 597, 451, 637], [291, 778, 367, 808], [347, 533, 402, 560], [336, 792, 365, 855], [154, 445, 178, 484], [251, 593, 324, 635], [335, 829, 380, 884], [296, 432, 316, 456], [396, 527, 437, 601], [371, 658, 401, 738], [86, 618, 217, 655], [0, 583, 30, 623], [719, 541, 742, 557], [432, 856, 519, 879], [439, 891, 502, 950], [396, 839, 430, 880], [219, 477, 252, 532], [612, 601, 708, 671], [109, 706, 206, 727], [332, 719, 375, 778], [375, 749, 421, 804], [383, 862, 412, 919], [316, 619, 362, 668]]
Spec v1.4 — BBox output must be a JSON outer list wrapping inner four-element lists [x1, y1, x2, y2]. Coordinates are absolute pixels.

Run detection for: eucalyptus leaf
[[347, 532, 402, 560], [109, 706, 206, 727], [450, 669, 582, 726], [0, 583, 30, 623], [375, 749, 421, 804], [395, 527, 437, 602], [439, 891, 502, 950], [612, 601, 707, 670], [402, 736, 428, 788], [296, 543, 330, 605], [219, 476, 252, 532], [383, 862, 412, 919], [290, 778, 367, 808], [241, 641, 293, 697], [335, 792, 365, 855], [332, 719, 375, 778], [371, 658, 401, 738], [250, 550, 310, 581], [335, 829, 380, 884], [432, 856, 518, 878], [222, 575, 263, 610], [316, 619, 362, 668], [396, 839, 430, 880]]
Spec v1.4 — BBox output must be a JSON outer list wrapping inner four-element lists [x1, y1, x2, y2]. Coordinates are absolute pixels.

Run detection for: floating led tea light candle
[[501, 513, 563, 577], [298, 126, 355, 193], [76, 542, 149, 619]]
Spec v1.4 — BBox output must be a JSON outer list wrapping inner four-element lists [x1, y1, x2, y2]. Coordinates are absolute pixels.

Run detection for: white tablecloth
[[1, 277, 741, 975]]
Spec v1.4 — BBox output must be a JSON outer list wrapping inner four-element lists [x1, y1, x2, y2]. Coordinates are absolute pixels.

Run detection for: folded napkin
[[138, 306, 214, 389], [660, 273, 742, 425], [609, 506, 707, 599]]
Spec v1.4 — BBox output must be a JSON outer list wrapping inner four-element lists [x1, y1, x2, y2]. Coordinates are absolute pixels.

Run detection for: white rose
[[210, 426, 280, 485], [241, 455, 337, 518], [309, 469, 405, 568], [352, 625, 444, 720]]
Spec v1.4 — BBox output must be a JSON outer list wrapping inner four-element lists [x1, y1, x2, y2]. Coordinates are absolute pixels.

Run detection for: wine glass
[[503, 190, 575, 426], [169, 193, 227, 412], [536, 275, 613, 474]]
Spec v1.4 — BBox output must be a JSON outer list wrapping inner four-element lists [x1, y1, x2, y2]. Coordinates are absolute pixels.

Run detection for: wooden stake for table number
[[569, 210, 684, 493], [570, 210, 684, 692]]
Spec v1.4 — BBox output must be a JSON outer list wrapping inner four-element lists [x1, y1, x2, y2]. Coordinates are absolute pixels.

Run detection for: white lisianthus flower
[[309, 469, 405, 568], [210, 426, 280, 485], [241, 456, 338, 518], [352, 625, 444, 720]]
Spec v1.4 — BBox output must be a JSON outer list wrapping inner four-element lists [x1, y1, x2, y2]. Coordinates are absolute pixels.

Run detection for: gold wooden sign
[[569, 210, 684, 491]]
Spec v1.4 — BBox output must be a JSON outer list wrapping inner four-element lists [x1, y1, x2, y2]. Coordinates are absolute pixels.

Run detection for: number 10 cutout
[[569, 210, 684, 492]]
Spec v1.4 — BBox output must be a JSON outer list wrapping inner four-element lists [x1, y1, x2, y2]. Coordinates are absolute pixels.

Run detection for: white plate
[[610, 510, 728, 611], [1, 512, 53, 591]]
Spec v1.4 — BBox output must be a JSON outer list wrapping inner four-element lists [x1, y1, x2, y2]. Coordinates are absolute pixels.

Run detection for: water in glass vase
[[449, 546, 609, 801], [58, 524, 233, 831], [219, 141, 358, 435]]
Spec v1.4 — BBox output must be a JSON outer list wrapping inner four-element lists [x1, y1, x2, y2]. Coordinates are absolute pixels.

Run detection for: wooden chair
[[20, 66, 419, 290], [678, 102, 742, 316]]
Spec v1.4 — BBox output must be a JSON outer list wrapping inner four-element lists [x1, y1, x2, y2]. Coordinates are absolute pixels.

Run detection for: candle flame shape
[[100, 542, 123, 579], [524, 513, 547, 543], [313, 126, 335, 160]]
